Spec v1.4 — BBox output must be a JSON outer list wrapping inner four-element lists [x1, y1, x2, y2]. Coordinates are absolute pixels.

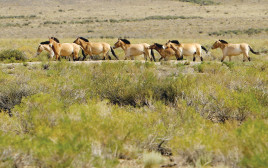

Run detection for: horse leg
[[74, 51, 79, 61], [228, 56, 232, 62], [124, 53, 131, 60], [192, 51, 197, 62], [159, 57, 163, 61], [144, 54, 148, 61], [244, 51, 250, 62], [221, 55, 226, 62], [105, 51, 111, 60], [131, 56, 134, 60], [197, 48, 203, 62]]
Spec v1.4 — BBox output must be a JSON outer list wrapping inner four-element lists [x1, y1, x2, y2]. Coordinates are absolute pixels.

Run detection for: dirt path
[[0, 60, 201, 67]]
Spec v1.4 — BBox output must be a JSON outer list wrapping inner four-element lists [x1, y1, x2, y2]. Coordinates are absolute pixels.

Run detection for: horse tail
[[201, 46, 208, 53], [151, 49, 156, 62], [110, 47, 119, 60], [249, 46, 260, 55]]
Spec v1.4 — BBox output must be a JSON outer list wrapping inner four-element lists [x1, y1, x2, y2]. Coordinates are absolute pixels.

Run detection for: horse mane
[[155, 43, 163, 48], [79, 37, 89, 42], [51, 37, 60, 43], [40, 41, 50, 45], [219, 39, 228, 44], [120, 39, 131, 44], [170, 40, 180, 45]]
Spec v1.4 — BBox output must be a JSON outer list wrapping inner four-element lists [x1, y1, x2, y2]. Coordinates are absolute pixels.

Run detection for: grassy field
[[0, 38, 267, 168], [0, 0, 268, 167]]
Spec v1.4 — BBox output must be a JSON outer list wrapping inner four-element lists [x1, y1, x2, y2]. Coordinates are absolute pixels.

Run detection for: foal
[[73, 37, 118, 60], [149, 43, 177, 61], [49, 37, 82, 61], [164, 40, 208, 61], [113, 38, 155, 61], [211, 40, 259, 62]]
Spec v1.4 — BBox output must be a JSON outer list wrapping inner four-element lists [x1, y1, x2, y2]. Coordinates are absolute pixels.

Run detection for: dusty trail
[[0, 60, 201, 67]]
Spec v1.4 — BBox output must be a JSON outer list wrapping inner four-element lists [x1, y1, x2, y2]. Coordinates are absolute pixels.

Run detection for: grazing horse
[[36, 41, 54, 59], [211, 40, 260, 62], [48, 37, 83, 61], [164, 40, 208, 61], [113, 38, 155, 61], [149, 43, 177, 61], [73, 37, 118, 60]]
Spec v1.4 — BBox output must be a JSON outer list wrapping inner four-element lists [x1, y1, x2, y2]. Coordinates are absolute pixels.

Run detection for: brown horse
[[36, 41, 54, 59], [73, 37, 118, 60], [113, 39, 155, 61], [149, 43, 177, 61], [211, 40, 260, 62], [164, 40, 208, 61], [49, 37, 83, 61]]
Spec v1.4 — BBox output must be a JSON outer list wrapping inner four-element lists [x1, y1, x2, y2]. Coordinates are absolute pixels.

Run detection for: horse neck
[[43, 45, 51, 51], [52, 42, 61, 53], [79, 40, 88, 49], [155, 47, 163, 54], [220, 43, 227, 50], [44, 45, 54, 54], [170, 44, 178, 50], [120, 43, 129, 51]]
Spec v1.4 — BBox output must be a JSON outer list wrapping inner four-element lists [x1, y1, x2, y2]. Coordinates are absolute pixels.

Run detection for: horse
[[211, 40, 260, 62], [48, 37, 83, 61], [164, 40, 208, 61], [148, 43, 177, 61], [113, 38, 155, 61], [73, 37, 118, 60], [36, 41, 54, 59]]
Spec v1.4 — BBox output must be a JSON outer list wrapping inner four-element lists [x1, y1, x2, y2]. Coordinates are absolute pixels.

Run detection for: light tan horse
[[49, 37, 82, 61], [149, 43, 178, 61], [164, 40, 208, 61], [36, 41, 54, 59], [73, 37, 118, 60], [113, 39, 155, 61], [211, 40, 260, 62]]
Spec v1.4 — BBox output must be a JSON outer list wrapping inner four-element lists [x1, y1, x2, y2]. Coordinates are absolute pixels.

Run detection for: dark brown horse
[[149, 43, 178, 61]]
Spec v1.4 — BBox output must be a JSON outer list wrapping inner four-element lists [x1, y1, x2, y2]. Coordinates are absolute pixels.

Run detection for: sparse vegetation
[[209, 28, 268, 36], [176, 0, 217, 5], [0, 15, 36, 19], [0, 58, 267, 167]]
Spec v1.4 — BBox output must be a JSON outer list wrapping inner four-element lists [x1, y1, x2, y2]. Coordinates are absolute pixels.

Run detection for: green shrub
[[0, 49, 27, 63], [237, 120, 268, 168], [0, 60, 267, 167]]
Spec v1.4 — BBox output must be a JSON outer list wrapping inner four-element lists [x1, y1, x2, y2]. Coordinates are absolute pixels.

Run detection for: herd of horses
[[36, 37, 260, 62]]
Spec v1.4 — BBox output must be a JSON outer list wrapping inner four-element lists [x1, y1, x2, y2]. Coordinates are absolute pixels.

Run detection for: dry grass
[[0, 0, 267, 39]]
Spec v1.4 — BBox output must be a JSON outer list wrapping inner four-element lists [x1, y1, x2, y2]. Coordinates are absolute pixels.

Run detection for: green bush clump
[[0, 49, 27, 63]]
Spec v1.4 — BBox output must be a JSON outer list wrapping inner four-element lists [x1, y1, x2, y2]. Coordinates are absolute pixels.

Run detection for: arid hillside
[[0, 0, 267, 39]]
